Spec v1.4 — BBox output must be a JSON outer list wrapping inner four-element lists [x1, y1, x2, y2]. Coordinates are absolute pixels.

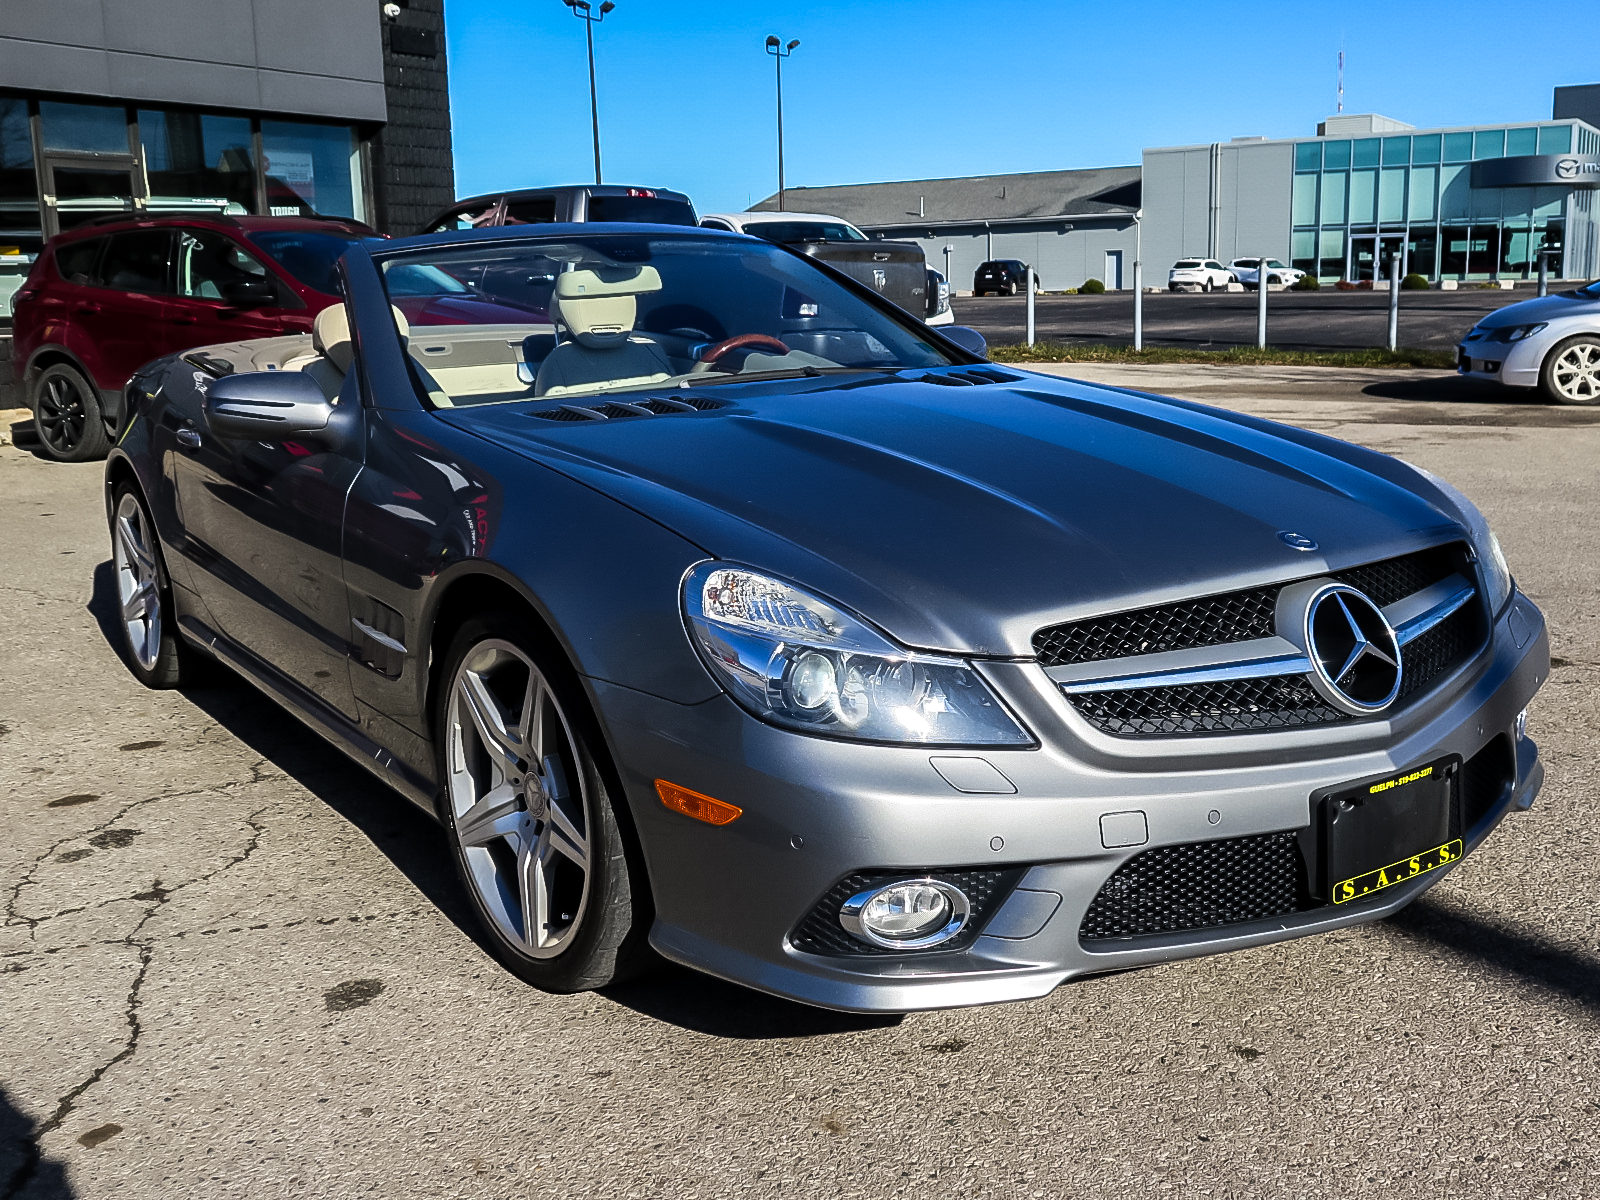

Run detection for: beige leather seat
[[298, 303, 354, 400], [534, 266, 673, 397]]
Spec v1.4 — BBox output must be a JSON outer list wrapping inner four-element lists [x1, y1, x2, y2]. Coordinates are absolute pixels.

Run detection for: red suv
[[11, 214, 374, 461]]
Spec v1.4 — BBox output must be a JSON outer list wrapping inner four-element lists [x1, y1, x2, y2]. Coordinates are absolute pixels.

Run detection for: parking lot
[[2, 368, 1598, 1199], [954, 287, 1536, 351]]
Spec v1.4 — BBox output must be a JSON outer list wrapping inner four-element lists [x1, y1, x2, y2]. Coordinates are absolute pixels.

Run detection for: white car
[[1458, 282, 1600, 405], [1229, 258, 1305, 289], [1168, 258, 1234, 292]]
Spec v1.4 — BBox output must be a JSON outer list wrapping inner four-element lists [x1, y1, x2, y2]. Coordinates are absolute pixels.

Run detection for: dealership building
[[760, 86, 1600, 291], [0, 0, 454, 255]]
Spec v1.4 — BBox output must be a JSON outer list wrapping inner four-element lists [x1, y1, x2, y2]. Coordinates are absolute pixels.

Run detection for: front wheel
[[33, 362, 110, 462], [110, 484, 195, 688], [1540, 336, 1600, 405], [436, 614, 652, 992]]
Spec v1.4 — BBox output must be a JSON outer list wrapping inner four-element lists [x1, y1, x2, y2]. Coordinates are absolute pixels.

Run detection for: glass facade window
[[1440, 227, 1468, 277], [1318, 229, 1344, 280], [1444, 132, 1473, 162], [1379, 168, 1406, 223], [0, 96, 40, 257], [1466, 225, 1501, 278], [1407, 228, 1438, 277], [1474, 129, 1505, 159], [39, 101, 129, 154], [1291, 229, 1316, 276], [1413, 134, 1441, 164], [1323, 140, 1351, 170], [139, 110, 255, 215], [1382, 137, 1410, 166], [1408, 166, 1437, 222], [1349, 170, 1376, 223], [260, 120, 362, 220], [1320, 171, 1347, 224], [1440, 164, 1470, 219], [1539, 124, 1573, 155], [1292, 173, 1317, 225], [1353, 138, 1381, 168], [1505, 127, 1537, 157], [1295, 142, 1322, 171]]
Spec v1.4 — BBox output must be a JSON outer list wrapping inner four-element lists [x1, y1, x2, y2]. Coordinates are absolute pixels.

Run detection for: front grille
[[1079, 832, 1310, 942], [789, 867, 1023, 957], [1039, 543, 1484, 737], [1461, 735, 1515, 831]]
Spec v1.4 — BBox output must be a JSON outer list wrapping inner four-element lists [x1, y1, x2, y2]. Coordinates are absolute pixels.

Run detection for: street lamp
[[564, 0, 615, 185], [765, 35, 799, 210]]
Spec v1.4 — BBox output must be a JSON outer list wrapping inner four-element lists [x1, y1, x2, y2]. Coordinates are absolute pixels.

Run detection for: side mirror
[[939, 325, 988, 359], [203, 371, 338, 442], [221, 276, 277, 308]]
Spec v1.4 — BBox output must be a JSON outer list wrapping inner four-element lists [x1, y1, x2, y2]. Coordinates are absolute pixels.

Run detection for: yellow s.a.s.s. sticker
[[1332, 839, 1462, 904]]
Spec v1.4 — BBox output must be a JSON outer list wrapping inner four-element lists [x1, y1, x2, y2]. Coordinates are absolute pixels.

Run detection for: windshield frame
[[247, 228, 366, 296]]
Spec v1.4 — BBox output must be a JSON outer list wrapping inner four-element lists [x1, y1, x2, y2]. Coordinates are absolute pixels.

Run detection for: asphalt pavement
[[954, 287, 1538, 351], [2, 368, 1598, 1198]]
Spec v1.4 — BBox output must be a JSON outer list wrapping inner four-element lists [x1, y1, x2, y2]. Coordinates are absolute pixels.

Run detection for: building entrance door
[[42, 158, 142, 237], [1104, 249, 1123, 290], [1350, 233, 1407, 282]]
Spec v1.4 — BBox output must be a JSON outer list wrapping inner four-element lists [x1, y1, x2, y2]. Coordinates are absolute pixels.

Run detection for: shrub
[[1335, 279, 1358, 291], [1290, 274, 1321, 291], [1079, 277, 1106, 294], [1401, 273, 1430, 290]]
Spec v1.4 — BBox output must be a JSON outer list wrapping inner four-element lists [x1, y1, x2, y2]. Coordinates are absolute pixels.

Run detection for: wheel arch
[[23, 344, 98, 394]]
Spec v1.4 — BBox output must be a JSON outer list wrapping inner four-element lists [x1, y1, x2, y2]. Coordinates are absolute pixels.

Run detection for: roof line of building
[[860, 210, 1137, 232], [775, 165, 1141, 194]]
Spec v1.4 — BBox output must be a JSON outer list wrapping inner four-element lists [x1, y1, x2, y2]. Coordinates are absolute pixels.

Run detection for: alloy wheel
[[36, 374, 88, 455], [445, 640, 591, 959], [1551, 341, 1600, 403], [112, 492, 163, 672]]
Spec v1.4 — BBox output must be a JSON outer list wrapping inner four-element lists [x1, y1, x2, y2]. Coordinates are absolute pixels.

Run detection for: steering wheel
[[698, 333, 791, 366]]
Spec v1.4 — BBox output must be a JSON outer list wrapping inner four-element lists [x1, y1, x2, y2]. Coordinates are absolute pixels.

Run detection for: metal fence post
[[1025, 266, 1035, 347], [1133, 260, 1143, 351], [1256, 257, 1268, 349], [1387, 252, 1400, 351]]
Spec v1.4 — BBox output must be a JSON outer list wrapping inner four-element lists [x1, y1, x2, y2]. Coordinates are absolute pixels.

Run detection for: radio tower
[[1337, 47, 1344, 113]]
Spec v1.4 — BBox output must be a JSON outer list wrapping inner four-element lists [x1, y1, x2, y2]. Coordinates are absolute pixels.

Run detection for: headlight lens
[[1405, 464, 1514, 614], [683, 563, 1033, 745], [1495, 322, 1548, 342]]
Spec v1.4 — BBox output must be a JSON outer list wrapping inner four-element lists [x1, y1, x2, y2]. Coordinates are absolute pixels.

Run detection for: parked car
[[107, 222, 1546, 1013], [424, 185, 697, 233], [10, 213, 374, 461], [1457, 280, 1600, 404], [1229, 258, 1305, 289], [924, 264, 953, 326], [700, 210, 932, 322], [973, 259, 1039, 296], [1168, 259, 1234, 292]]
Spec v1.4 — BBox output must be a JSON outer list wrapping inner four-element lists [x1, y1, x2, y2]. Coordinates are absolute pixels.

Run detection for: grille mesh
[[1461, 736, 1515, 831], [789, 867, 1023, 957], [1079, 832, 1308, 942]]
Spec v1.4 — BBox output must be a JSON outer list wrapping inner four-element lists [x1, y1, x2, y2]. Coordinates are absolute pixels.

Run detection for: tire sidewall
[[34, 362, 111, 462], [433, 611, 650, 993], [1539, 335, 1600, 406]]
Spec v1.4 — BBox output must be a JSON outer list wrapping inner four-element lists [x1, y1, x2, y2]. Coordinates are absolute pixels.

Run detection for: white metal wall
[[1142, 142, 1293, 276], [886, 221, 1139, 291]]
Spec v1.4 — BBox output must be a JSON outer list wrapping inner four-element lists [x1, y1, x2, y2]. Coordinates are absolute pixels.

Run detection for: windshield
[[247, 230, 363, 295], [746, 221, 867, 245], [378, 233, 956, 408]]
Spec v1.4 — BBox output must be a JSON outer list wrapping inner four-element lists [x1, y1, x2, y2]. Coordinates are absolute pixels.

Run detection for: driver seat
[[534, 266, 673, 398]]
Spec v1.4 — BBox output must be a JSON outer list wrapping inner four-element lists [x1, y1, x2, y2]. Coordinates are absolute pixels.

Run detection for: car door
[[173, 361, 362, 718], [74, 228, 174, 391], [166, 227, 307, 354]]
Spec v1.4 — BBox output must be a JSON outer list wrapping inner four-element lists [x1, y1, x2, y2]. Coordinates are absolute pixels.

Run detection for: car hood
[[1471, 290, 1600, 329], [439, 371, 1461, 657]]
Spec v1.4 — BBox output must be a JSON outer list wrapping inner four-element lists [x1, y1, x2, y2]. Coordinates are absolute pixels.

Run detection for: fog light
[[839, 878, 970, 950], [1515, 708, 1528, 741]]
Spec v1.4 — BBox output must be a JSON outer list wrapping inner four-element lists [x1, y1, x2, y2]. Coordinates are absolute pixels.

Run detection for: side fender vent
[[918, 368, 1025, 387], [529, 395, 730, 422]]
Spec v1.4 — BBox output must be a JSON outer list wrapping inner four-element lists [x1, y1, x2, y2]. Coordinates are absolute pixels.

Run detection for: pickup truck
[[699, 211, 949, 324]]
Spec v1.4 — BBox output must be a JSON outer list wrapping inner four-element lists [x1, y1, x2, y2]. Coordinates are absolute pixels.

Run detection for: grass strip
[[987, 343, 1457, 369]]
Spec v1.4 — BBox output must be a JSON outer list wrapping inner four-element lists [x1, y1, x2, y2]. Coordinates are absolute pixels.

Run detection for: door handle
[[171, 315, 198, 325], [176, 428, 202, 450], [74, 303, 101, 315]]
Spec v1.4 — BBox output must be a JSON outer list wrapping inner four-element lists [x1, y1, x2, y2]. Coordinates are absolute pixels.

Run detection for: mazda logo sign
[[1557, 157, 1580, 180], [1302, 584, 1402, 714]]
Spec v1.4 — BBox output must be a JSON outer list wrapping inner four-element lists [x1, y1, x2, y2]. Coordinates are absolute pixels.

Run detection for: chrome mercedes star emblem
[[1278, 531, 1318, 552], [1303, 584, 1403, 713]]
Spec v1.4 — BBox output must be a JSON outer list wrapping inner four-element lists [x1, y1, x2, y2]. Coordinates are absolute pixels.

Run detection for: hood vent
[[918, 367, 1024, 387], [530, 395, 730, 422]]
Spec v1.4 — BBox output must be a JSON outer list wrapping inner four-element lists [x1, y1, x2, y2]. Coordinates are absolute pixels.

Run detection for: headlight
[[1404, 464, 1513, 614], [1495, 323, 1548, 342], [683, 563, 1033, 746]]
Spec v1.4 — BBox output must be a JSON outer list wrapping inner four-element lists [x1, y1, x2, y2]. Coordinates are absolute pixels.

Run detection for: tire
[[109, 483, 194, 688], [1539, 335, 1600, 405], [1202, 279, 1213, 293], [435, 612, 652, 992], [1004, 281, 1017, 296], [33, 362, 111, 462]]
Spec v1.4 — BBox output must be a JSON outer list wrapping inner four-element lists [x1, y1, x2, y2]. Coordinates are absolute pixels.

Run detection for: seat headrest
[[554, 265, 662, 299], [553, 266, 663, 350], [391, 305, 411, 343], [312, 303, 354, 372]]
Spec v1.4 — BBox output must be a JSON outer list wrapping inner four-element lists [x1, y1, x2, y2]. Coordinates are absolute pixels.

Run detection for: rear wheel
[[1540, 336, 1600, 405], [110, 484, 194, 688], [33, 362, 110, 462], [436, 613, 652, 992], [1004, 281, 1017, 296], [1202, 279, 1213, 293]]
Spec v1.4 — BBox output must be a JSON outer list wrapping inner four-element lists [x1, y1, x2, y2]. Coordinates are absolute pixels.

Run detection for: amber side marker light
[[655, 779, 743, 826]]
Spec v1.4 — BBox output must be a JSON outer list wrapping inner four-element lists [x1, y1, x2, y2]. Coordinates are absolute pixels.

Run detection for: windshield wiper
[[681, 366, 898, 388]]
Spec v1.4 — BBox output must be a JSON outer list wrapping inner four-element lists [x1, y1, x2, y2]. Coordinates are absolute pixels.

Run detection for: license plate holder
[[1319, 757, 1459, 904]]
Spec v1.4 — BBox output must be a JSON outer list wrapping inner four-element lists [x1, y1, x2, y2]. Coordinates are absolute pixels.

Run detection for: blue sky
[[446, 0, 1593, 214]]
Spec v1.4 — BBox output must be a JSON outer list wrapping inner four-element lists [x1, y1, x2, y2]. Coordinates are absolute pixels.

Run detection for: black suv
[[423, 185, 697, 233], [973, 259, 1038, 296]]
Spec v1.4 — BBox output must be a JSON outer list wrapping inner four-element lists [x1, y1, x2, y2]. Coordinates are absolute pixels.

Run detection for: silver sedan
[[1458, 281, 1600, 404]]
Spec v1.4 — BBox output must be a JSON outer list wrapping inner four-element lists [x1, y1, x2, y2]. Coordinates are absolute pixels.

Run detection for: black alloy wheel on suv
[[32, 361, 111, 462]]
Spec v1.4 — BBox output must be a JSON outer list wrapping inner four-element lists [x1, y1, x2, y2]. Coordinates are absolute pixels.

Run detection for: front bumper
[[594, 590, 1549, 1012], [1456, 337, 1542, 388]]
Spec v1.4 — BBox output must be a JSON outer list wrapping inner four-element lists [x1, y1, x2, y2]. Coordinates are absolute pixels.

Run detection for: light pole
[[1132, 208, 1143, 352], [766, 36, 799, 210], [564, 0, 615, 185]]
